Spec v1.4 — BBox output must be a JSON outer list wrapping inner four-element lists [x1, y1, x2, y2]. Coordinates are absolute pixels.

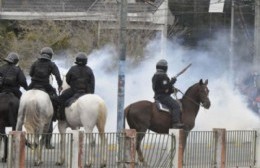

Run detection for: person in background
[[28, 47, 63, 149], [57, 52, 95, 120], [152, 59, 184, 129], [0, 52, 28, 99]]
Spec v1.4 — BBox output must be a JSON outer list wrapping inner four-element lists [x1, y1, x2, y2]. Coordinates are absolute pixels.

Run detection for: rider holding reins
[[56, 52, 95, 120], [0, 52, 28, 99], [152, 59, 184, 129], [28, 47, 63, 96], [28, 47, 63, 149]]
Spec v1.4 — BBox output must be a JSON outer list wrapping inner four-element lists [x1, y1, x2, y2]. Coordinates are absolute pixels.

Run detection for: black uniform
[[152, 69, 181, 124], [28, 59, 62, 96], [59, 64, 95, 105], [0, 63, 28, 98]]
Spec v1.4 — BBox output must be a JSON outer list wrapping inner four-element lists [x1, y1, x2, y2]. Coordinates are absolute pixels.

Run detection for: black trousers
[[28, 81, 57, 96], [58, 88, 75, 105], [155, 94, 181, 123], [1, 87, 22, 99]]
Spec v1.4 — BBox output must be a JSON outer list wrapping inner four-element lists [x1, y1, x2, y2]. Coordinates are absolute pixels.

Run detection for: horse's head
[[197, 79, 211, 109]]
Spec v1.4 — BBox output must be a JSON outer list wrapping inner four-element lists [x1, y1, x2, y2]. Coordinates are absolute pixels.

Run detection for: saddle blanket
[[155, 101, 170, 113]]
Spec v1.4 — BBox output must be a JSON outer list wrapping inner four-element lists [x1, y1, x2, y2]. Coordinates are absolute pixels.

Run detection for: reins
[[175, 89, 204, 107]]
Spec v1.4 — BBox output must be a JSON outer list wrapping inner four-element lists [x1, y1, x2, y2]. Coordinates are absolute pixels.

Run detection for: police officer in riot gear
[[28, 47, 63, 95], [152, 59, 184, 128], [0, 52, 28, 99], [57, 52, 95, 120], [28, 47, 62, 149]]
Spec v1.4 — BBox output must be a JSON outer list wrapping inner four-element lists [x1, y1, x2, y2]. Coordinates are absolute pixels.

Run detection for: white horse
[[56, 77, 108, 167], [16, 89, 53, 166]]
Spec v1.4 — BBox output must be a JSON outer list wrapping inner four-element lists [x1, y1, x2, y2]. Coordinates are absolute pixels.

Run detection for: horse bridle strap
[[177, 89, 204, 107]]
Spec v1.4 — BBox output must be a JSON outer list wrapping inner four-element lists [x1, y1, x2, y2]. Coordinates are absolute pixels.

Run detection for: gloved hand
[[173, 87, 180, 93], [58, 86, 63, 93], [171, 77, 177, 84]]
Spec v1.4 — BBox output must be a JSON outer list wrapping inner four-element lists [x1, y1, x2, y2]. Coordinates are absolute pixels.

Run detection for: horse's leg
[[34, 123, 49, 166], [0, 125, 7, 163], [56, 120, 67, 166], [34, 134, 43, 166], [15, 106, 25, 131], [84, 126, 95, 168], [136, 132, 146, 163], [183, 130, 190, 150], [0, 123, 7, 162], [2, 134, 7, 163], [96, 123, 107, 168]]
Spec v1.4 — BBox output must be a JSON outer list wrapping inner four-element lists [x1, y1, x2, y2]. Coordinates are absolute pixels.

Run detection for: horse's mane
[[184, 82, 199, 96]]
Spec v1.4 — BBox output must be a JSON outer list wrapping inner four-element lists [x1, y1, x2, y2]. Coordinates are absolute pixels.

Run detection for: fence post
[[169, 129, 185, 168], [68, 130, 84, 168], [255, 128, 260, 168], [124, 129, 136, 168], [213, 128, 226, 168], [8, 131, 26, 168]]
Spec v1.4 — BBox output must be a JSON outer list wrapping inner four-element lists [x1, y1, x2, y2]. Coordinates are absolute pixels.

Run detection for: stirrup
[[45, 144, 55, 149], [172, 123, 185, 129]]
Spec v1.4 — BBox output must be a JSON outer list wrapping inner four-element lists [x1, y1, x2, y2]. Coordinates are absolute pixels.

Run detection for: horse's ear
[[199, 79, 203, 85], [205, 79, 208, 85]]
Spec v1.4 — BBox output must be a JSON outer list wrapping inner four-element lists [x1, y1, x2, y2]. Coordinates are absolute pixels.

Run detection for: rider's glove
[[171, 77, 177, 84], [58, 86, 63, 93]]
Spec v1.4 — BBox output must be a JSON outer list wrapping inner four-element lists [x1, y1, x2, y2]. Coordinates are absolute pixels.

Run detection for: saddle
[[154, 100, 183, 113], [31, 85, 47, 92], [154, 100, 171, 113], [65, 93, 85, 107]]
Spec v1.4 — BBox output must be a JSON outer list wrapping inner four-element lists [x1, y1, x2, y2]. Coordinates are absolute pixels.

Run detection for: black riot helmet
[[4, 52, 19, 64], [39, 47, 54, 60], [156, 59, 168, 72], [75, 52, 88, 66]]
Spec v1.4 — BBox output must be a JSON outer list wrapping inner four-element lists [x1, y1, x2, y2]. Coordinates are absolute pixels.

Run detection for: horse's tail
[[97, 99, 107, 132], [23, 100, 41, 134], [124, 104, 132, 129]]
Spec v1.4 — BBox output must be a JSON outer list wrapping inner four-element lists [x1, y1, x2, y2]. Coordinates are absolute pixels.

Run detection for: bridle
[[176, 89, 205, 108]]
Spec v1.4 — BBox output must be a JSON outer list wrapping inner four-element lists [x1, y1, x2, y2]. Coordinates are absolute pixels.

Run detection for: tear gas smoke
[[53, 32, 259, 132]]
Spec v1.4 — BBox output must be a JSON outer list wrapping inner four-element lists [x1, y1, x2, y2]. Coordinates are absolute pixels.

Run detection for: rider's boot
[[57, 104, 65, 121], [171, 109, 185, 129], [45, 135, 55, 149], [172, 121, 185, 129]]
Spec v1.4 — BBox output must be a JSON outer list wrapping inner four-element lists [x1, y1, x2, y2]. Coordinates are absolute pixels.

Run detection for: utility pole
[[117, 0, 127, 133], [161, 0, 168, 58], [230, 0, 235, 83], [254, 0, 260, 71], [117, 1, 127, 166]]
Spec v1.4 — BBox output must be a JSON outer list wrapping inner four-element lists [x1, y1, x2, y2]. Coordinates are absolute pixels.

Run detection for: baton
[[174, 63, 192, 78]]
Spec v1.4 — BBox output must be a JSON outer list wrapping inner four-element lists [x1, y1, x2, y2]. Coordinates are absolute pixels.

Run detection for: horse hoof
[[1, 158, 6, 163], [100, 163, 106, 167], [34, 161, 43, 166], [85, 163, 92, 168], [55, 162, 63, 166]]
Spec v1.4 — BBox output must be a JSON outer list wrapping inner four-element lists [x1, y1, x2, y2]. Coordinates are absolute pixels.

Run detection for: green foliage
[[0, 20, 163, 71]]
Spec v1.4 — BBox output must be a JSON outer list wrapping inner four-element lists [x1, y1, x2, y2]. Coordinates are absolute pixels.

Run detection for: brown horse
[[124, 79, 211, 163], [0, 92, 19, 162]]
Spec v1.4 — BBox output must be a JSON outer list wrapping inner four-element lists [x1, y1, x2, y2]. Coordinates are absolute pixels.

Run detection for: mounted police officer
[[28, 47, 62, 149], [28, 47, 63, 95], [0, 52, 28, 99], [152, 59, 184, 129], [57, 52, 95, 120]]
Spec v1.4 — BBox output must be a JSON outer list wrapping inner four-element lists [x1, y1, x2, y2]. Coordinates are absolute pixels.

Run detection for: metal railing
[[0, 129, 259, 168], [0, 0, 162, 13], [226, 130, 256, 167]]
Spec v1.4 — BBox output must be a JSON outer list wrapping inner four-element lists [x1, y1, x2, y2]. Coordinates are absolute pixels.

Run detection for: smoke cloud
[[53, 30, 260, 132]]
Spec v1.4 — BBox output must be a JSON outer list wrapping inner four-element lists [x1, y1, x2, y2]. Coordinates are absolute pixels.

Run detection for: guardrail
[[0, 128, 259, 168]]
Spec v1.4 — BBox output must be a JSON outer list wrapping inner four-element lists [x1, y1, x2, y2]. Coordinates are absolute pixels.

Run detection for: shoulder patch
[[163, 80, 168, 85]]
